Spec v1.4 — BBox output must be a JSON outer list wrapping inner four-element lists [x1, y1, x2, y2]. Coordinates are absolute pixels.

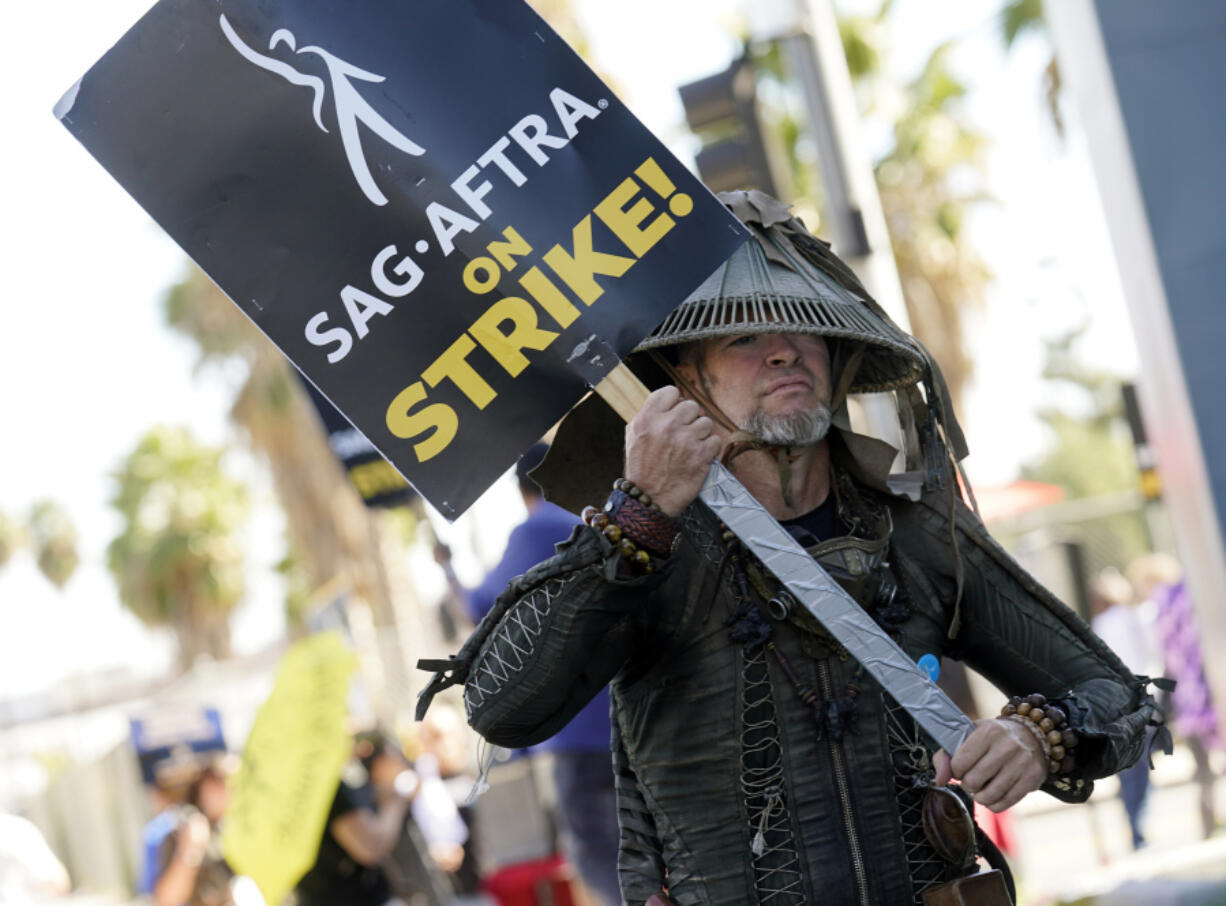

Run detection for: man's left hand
[[933, 717, 1047, 812]]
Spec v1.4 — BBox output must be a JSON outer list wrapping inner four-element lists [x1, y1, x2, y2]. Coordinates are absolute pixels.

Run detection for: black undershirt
[[780, 493, 839, 547]]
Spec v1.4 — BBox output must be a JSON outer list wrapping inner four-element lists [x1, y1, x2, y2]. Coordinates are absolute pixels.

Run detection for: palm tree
[[165, 272, 382, 601], [999, 0, 1063, 136], [871, 42, 991, 416], [834, 5, 992, 415], [106, 426, 248, 669], [0, 500, 80, 589], [164, 269, 419, 710]]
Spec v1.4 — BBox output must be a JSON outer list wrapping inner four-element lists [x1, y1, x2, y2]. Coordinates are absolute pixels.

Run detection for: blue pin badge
[[917, 653, 940, 683]]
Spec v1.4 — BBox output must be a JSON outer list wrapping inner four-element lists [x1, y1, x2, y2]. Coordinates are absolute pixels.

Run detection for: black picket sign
[[299, 376, 416, 510], [58, 0, 747, 517]]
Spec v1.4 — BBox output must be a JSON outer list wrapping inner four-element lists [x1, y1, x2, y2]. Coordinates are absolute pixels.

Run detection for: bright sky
[[573, 0, 1138, 476], [2, 0, 218, 698], [0, 0, 1138, 701]]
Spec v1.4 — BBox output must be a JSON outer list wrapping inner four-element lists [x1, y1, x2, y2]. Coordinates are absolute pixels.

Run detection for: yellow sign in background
[[222, 631, 356, 905]]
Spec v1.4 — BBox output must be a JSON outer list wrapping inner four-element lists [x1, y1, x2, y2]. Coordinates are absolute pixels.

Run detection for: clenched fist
[[624, 386, 724, 517], [933, 717, 1048, 812]]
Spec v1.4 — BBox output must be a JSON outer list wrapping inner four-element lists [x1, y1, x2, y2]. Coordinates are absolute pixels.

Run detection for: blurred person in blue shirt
[[140, 756, 235, 906], [436, 443, 622, 906]]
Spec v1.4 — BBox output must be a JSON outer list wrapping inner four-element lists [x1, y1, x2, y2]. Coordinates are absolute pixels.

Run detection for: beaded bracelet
[[610, 482, 681, 551], [582, 505, 660, 573], [581, 478, 680, 574], [1000, 693, 1078, 775]]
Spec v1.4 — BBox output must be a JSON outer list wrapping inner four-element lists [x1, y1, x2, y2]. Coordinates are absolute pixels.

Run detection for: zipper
[[818, 660, 871, 906]]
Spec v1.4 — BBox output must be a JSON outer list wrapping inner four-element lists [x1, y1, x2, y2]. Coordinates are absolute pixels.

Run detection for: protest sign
[[299, 376, 416, 509], [58, 0, 748, 517], [222, 631, 356, 905], [129, 707, 227, 786]]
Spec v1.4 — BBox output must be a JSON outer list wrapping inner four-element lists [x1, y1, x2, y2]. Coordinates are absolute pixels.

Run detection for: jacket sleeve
[[613, 726, 667, 905], [895, 494, 1163, 803], [459, 525, 666, 748]]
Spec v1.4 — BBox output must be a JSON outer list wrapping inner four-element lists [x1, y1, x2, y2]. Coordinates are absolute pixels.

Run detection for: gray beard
[[744, 403, 833, 447]]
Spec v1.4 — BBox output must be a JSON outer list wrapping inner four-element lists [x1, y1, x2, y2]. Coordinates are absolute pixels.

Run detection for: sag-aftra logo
[[220, 13, 427, 206]]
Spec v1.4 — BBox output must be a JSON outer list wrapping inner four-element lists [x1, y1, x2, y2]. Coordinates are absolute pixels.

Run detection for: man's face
[[679, 332, 833, 446]]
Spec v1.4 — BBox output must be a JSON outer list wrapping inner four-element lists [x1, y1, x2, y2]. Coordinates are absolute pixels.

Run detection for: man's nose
[[764, 334, 802, 365]]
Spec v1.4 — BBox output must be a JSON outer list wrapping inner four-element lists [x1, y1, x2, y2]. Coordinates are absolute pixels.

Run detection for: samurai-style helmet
[[533, 189, 967, 515], [634, 190, 926, 395]]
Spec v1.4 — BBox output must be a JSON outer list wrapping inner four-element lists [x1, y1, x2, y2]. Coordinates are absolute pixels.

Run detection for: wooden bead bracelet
[[581, 478, 680, 575], [1000, 693, 1078, 775]]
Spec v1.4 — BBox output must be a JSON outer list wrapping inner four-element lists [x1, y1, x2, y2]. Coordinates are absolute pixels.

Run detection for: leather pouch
[[921, 787, 976, 869], [921, 869, 1013, 906]]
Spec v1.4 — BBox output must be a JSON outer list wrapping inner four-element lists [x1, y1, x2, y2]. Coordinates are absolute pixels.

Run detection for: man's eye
[[729, 335, 756, 347]]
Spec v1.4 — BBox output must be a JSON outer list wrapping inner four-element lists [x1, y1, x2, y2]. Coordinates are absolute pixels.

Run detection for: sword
[[591, 362, 975, 755], [700, 461, 974, 754]]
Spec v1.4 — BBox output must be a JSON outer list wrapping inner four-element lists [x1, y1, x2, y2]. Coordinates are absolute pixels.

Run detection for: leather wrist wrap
[[606, 489, 680, 556]]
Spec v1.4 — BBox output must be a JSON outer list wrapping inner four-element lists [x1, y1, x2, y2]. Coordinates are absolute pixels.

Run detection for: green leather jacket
[[430, 484, 1156, 906]]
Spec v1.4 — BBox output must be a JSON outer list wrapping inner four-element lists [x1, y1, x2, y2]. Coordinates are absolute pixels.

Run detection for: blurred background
[[2, 0, 1224, 904]]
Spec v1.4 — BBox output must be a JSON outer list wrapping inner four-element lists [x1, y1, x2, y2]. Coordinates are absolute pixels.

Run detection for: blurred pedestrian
[[417, 704, 483, 897], [435, 443, 623, 906], [1129, 553, 1222, 837], [1089, 568, 1161, 848], [140, 770, 191, 899], [150, 757, 238, 906], [295, 730, 420, 906], [132, 709, 232, 902]]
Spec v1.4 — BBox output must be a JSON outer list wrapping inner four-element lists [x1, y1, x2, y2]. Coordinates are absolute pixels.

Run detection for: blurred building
[[1047, 0, 1226, 734]]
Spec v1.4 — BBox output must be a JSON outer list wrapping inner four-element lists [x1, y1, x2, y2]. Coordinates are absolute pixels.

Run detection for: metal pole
[[765, 0, 916, 467]]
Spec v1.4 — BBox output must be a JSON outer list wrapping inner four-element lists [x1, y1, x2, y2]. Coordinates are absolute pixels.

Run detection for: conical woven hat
[[530, 191, 970, 514], [634, 190, 925, 393]]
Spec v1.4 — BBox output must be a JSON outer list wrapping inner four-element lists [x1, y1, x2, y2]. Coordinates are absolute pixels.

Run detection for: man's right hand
[[624, 386, 723, 517]]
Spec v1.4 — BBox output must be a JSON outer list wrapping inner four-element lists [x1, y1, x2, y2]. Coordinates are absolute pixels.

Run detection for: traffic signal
[[1122, 382, 1161, 501], [678, 57, 779, 195]]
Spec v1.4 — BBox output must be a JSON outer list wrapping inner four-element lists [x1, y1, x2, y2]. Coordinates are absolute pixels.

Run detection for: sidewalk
[[1008, 746, 1226, 905]]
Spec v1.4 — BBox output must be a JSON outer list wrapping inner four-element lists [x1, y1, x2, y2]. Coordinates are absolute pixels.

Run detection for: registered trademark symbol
[[598, 99, 609, 109]]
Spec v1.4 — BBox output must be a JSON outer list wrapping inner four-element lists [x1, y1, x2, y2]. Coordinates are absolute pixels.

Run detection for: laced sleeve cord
[[458, 527, 667, 747]]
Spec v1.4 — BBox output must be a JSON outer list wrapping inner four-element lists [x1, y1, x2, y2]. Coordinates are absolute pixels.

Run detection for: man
[[418, 191, 1159, 905], [295, 730, 420, 906], [437, 444, 623, 906]]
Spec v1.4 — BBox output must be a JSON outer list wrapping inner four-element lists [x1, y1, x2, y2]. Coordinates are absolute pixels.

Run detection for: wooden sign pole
[[593, 362, 652, 422]]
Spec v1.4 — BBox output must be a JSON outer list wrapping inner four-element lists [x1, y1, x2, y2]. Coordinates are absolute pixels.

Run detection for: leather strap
[[648, 349, 739, 434]]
